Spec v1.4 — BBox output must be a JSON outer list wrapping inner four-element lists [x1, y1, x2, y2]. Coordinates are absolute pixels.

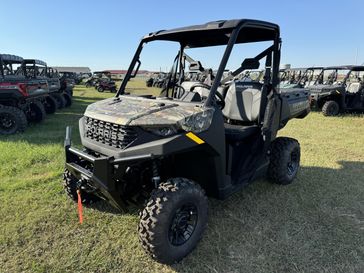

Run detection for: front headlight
[[143, 107, 215, 136], [143, 125, 179, 137], [178, 108, 215, 133]]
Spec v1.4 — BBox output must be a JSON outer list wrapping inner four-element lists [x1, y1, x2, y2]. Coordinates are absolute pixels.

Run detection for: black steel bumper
[[64, 126, 152, 211]]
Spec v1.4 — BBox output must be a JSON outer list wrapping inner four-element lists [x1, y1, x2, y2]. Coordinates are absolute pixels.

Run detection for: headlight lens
[[178, 108, 215, 133], [144, 125, 179, 137], [143, 107, 215, 136]]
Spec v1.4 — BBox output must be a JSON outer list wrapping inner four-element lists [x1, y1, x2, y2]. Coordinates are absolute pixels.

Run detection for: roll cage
[[0, 54, 24, 77], [116, 19, 281, 107], [17, 59, 48, 79]]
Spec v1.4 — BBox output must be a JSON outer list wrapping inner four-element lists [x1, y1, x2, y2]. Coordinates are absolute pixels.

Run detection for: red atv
[[96, 79, 117, 93]]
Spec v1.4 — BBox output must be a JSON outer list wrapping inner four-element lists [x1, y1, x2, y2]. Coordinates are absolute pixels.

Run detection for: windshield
[[321, 69, 350, 85], [117, 38, 275, 103]]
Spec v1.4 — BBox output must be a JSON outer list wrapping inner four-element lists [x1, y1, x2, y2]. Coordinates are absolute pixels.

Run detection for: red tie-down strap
[[77, 190, 83, 224]]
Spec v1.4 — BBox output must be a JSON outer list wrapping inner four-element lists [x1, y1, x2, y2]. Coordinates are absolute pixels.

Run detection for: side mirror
[[241, 58, 260, 70]]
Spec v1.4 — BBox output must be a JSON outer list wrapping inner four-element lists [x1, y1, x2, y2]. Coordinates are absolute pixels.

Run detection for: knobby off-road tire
[[44, 96, 58, 114], [62, 169, 100, 204], [322, 100, 340, 116], [138, 177, 208, 264], [268, 137, 301, 185], [0, 106, 27, 135], [27, 100, 46, 123], [52, 93, 67, 109], [62, 93, 72, 107]]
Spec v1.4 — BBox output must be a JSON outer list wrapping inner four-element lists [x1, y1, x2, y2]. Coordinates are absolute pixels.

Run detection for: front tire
[[27, 100, 46, 123], [62, 93, 72, 107], [44, 96, 58, 114], [0, 106, 27, 135], [138, 177, 208, 264], [268, 137, 301, 185], [52, 93, 66, 109], [97, 86, 104, 92], [322, 100, 340, 116], [62, 169, 100, 204]]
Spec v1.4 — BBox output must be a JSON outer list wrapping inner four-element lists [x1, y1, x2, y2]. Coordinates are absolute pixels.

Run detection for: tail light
[[0, 82, 28, 97], [18, 83, 28, 96]]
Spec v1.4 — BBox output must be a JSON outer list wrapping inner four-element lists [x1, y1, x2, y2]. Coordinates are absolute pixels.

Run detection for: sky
[[2, 0, 364, 72]]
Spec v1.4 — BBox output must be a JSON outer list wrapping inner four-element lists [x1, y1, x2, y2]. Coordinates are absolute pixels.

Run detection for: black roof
[[324, 65, 359, 70], [23, 59, 47, 66], [305, 66, 324, 70], [0, 54, 23, 63], [143, 19, 279, 48]]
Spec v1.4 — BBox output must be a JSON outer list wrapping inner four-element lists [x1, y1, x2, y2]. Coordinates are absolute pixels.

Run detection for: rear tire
[[27, 100, 46, 123], [97, 87, 104, 92], [322, 100, 339, 116], [63, 93, 72, 107], [268, 137, 300, 185], [0, 106, 27, 135], [138, 177, 208, 264], [44, 96, 58, 114], [62, 169, 100, 204]]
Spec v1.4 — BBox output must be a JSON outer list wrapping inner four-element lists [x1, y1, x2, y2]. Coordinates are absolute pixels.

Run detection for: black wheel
[[268, 137, 301, 185], [85, 83, 91, 88], [27, 100, 46, 123], [62, 93, 72, 107], [52, 93, 66, 109], [97, 86, 104, 92], [138, 177, 208, 264], [62, 169, 100, 204], [322, 100, 340, 116], [44, 96, 58, 114], [0, 106, 27, 135]]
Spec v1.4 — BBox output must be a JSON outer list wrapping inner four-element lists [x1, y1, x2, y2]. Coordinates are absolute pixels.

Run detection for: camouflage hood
[[84, 96, 212, 128]]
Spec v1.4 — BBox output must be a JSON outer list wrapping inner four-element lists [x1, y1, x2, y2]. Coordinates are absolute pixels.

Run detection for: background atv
[[96, 78, 117, 93], [63, 19, 310, 264], [0, 54, 50, 134], [308, 65, 364, 116], [46, 67, 72, 108], [58, 71, 76, 96]]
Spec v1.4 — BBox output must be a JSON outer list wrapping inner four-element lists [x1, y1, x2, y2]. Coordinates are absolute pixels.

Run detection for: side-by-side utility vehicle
[[0, 54, 49, 134], [63, 19, 310, 264], [308, 65, 364, 116]]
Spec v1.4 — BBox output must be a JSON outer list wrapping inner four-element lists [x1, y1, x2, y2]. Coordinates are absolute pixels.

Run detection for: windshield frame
[[116, 22, 280, 107]]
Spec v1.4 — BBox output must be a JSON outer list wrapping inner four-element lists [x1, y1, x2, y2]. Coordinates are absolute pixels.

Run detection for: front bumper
[[64, 126, 152, 211]]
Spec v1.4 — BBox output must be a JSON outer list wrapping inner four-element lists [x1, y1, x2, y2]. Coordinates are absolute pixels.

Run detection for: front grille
[[84, 117, 137, 149]]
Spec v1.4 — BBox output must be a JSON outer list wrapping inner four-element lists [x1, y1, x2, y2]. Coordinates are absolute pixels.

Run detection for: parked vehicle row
[[0, 54, 74, 135], [279, 66, 364, 116], [217, 66, 364, 116]]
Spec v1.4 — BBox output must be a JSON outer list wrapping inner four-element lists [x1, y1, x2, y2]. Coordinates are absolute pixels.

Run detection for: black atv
[[0, 54, 52, 134], [47, 67, 72, 108], [308, 65, 364, 116], [58, 72, 76, 96], [63, 19, 311, 264]]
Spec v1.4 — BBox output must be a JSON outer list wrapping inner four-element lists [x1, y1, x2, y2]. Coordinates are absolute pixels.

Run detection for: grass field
[[1, 81, 363, 273]]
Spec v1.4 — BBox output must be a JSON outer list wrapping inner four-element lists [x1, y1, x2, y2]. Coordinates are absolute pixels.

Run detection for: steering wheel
[[190, 83, 225, 109]]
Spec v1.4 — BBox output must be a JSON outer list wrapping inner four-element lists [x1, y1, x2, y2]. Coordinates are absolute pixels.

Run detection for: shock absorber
[[151, 160, 160, 188]]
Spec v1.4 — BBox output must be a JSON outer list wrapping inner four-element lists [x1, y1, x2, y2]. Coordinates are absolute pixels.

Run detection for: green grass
[[1, 82, 363, 273]]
